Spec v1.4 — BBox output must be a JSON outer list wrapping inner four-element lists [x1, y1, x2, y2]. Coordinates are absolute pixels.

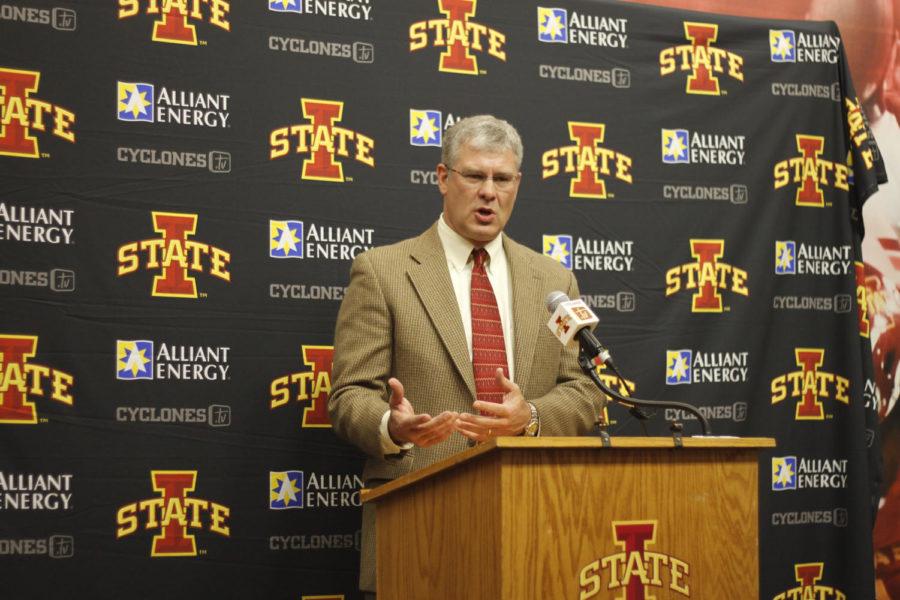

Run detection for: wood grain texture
[[370, 438, 769, 599]]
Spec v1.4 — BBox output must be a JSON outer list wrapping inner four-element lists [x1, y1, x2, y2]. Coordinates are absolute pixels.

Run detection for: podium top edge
[[361, 436, 775, 503]]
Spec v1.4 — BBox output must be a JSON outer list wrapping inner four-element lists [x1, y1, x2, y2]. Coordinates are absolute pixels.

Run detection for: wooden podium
[[362, 436, 775, 599]]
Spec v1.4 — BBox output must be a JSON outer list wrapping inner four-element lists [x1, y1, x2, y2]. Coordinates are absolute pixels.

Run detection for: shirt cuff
[[380, 409, 414, 455]]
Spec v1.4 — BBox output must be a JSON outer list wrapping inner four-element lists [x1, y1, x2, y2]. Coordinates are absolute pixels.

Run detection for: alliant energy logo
[[770, 348, 849, 420], [269, 219, 374, 261], [0, 472, 73, 510], [0, 268, 74, 292], [269, 470, 361, 509], [661, 129, 746, 166], [665, 349, 749, 385], [771, 508, 848, 528], [665, 240, 749, 312], [116, 339, 230, 381], [845, 96, 876, 171], [117, 146, 231, 174], [579, 520, 690, 599], [117, 211, 231, 299], [269, 0, 372, 21], [773, 134, 850, 207], [665, 402, 747, 423], [0, 5, 76, 30], [0, 67, 75, 158], [0, 335, 73, 425], [772, 563, 846, 600], [117, 0, 230, 46], [537, 7, 627, 48], [543, 234, 633, 272], [0, 202, 74, 245], [0, 535, 74, 558], [775, 241, 852, 276], [268, 33, 373, 64], [116, 471, 230, 557], [270, 345, 333, 428], [117, 81, 230, 128], [542, 121, 633, 199], [410, 109, 442, 147], [409, 1, 507, 76], [270, 98, 374, 182], [770, 30, 840, 64], [772, 456, 848, 491], [659, 22, 744, 95]]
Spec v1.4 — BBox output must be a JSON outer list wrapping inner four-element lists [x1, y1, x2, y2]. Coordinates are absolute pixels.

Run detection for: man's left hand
[[455, 368, 531, 442]]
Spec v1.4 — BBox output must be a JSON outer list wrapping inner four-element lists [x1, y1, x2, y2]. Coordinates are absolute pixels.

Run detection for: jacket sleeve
[[328, 251, 396, 458]]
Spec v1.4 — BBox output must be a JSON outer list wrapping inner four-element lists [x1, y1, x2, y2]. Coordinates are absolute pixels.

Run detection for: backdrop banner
[[0, 1, 887, 598]]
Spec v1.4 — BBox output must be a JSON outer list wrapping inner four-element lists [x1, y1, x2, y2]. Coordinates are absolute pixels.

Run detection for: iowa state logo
[[773, 134, 850, 207], [665, 239, 749, 312], [772, 563, 846, 600], [409, 0, 507, 75], [117, 0, 231, 46], [542, 121, 633, 199], [116, 211, 231, 298], [0, 67, 75, 158], [0, 334, 74, 424], [116, 470, 230, 557], [270, 98, 375, 182], [270, 345, 333, 428], [580, 520, 690, 599], [659, 22, 744, 95], [771, 348, 850, 420]]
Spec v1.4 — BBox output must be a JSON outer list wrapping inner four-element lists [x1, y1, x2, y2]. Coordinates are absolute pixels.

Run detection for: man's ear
[[436, 163, 450, 195]]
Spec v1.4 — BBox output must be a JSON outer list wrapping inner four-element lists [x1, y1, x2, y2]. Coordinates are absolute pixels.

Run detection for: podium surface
[[363, 436, 775, 600]]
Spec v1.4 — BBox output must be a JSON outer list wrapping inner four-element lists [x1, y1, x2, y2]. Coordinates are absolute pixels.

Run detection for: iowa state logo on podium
[[579, 520, 691, 598]]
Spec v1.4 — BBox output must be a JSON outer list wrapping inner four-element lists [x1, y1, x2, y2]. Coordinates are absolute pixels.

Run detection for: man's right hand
[[387, 377, 458, 447]]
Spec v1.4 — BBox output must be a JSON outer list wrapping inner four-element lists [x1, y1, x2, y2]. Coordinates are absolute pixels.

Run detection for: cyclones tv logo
[[580, 520, 690, 599], [270, 345, 333, 428], [117, 211, 231, 299], [665, 239, 749, 312], [117, 0, 231, 46], [772, 563, 845, 600], [409, 0, 507, 75], [116, 470, 230, 557], [771, 348, 850, 420], [0, 67, 75, 158], [659, 22, 744, 95], [269, 98, 375, 182], [542, 121, 633, 199], [0, 335, 74, 424], [773, 134, 850, 207]]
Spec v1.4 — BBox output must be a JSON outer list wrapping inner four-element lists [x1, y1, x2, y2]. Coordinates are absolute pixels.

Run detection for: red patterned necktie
[[470, 248, 509, 406]]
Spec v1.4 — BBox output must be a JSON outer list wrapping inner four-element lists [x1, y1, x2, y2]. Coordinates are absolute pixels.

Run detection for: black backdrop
[[0, 1, 888, 598]]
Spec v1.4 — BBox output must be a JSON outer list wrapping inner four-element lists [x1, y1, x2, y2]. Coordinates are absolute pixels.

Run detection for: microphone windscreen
[[545, 290, 569, 313]]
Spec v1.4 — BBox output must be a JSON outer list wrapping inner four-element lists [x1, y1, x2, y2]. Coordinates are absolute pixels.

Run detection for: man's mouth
[[475, 207, 495, 223]]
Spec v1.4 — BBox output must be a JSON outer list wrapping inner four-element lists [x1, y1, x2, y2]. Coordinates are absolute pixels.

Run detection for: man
[[328, 115, 604, 597]]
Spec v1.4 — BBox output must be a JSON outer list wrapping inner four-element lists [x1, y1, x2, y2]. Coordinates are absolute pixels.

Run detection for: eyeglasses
[[446, 166, 520, 191]]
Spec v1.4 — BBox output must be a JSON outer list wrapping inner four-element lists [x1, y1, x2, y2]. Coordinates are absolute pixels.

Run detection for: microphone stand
[[576, 350, 712, 439]]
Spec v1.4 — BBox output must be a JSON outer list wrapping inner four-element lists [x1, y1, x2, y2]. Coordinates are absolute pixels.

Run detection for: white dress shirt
[[379, 215, 515, 453]]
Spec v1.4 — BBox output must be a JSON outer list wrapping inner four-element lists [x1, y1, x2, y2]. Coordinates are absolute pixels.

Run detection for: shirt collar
[[437, 214, 505, 272]]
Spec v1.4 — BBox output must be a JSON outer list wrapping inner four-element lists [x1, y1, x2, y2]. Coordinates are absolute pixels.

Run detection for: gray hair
[[442, 115, 523, 170]]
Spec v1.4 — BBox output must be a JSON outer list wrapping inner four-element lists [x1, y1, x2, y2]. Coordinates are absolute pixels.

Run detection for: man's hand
[[455, 369, 531, 442], [387, 377, 458, 447]]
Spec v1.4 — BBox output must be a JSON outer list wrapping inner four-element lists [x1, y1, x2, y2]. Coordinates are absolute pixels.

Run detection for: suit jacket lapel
[[407, 224, 477, 399], [506, 236, 544, 394]]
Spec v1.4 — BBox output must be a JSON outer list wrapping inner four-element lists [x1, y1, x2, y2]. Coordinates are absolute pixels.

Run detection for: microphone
[[545, 291, 613, 366]]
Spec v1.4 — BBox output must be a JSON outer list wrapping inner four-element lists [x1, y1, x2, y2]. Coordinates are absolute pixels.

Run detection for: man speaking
[[328, 115, 605, 597]]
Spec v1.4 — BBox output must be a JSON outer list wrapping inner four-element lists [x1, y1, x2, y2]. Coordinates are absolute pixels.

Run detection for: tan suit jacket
[[328, 223, 604, 591]]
